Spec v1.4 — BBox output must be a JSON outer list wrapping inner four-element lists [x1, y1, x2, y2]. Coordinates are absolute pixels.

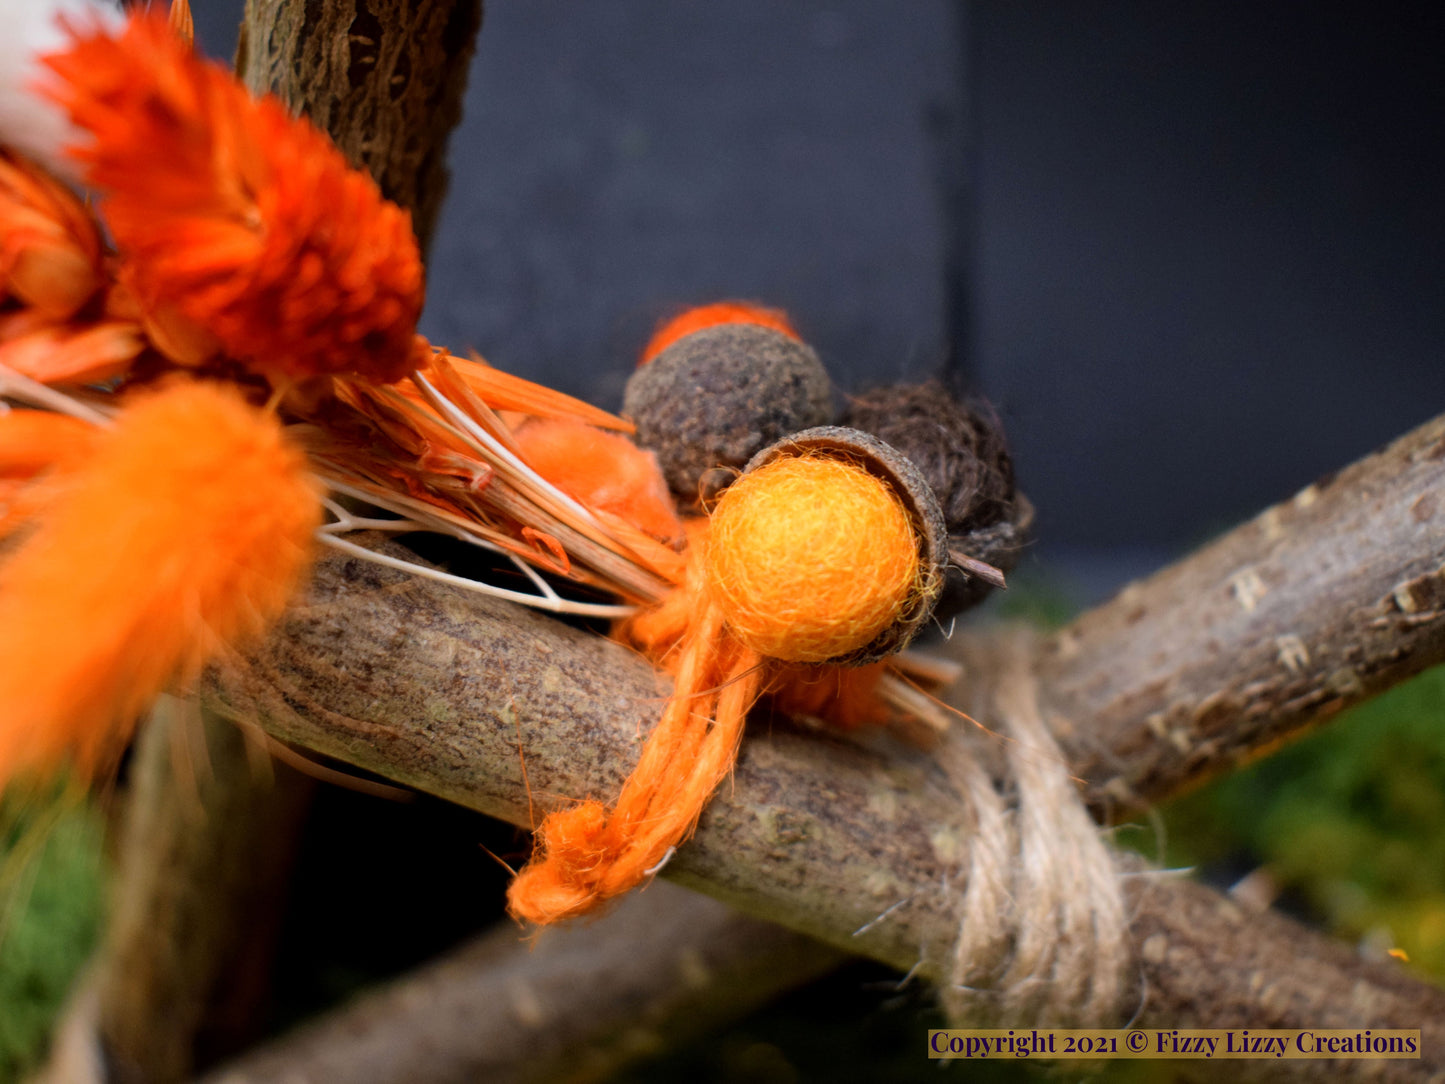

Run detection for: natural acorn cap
[[738, 425, 949, 665], [623, 322, 834, 502]]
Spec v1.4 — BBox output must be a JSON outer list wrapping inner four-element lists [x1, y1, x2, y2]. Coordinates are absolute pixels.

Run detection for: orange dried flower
[[0, 407, 98, 538], [41, 11, 423, 383], [0, 407, 95, 479], [0, 149, 103, 318], [0, 381, 321, 787], [0, 319, 145, 385]]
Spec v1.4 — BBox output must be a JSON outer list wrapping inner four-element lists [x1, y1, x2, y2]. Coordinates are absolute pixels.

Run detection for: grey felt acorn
[[623, 321, 833, 503]]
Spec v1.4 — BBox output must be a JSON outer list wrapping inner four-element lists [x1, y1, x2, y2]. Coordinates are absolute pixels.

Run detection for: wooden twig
[[1032, 410, 1445, 816], [238, 0, 484, 249], [196, 860, 1445, 1084], [198, 882, 843, 1084], [88, 699, 315, 1083], [205, 410, 1445, 962]]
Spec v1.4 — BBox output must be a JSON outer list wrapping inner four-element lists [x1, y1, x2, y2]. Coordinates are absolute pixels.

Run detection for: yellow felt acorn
[[506, 425, 947, 925], [707, 426, 948, 664]]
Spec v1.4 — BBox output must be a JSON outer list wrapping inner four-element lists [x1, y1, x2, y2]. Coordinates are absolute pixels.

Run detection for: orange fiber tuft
[[704, 454, 921, 663], [767, 661, 893, 731], [0, 381, 321, 788], [509, 589, 762, 924], [513, 418, 684, 545], [639, 301, 800, 365], [42, 11, 423, 383]]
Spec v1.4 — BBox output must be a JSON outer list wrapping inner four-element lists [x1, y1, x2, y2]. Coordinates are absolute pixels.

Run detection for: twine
[[937, 629, 1132, 1027]]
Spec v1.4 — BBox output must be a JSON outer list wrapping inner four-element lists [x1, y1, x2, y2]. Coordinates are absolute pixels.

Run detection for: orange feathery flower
[[0, 148, 103, 319], [0, 407, 98, 538], [40, 11, 423, 384], [0, 381, 321, 788], [0, 407, 95, 478]]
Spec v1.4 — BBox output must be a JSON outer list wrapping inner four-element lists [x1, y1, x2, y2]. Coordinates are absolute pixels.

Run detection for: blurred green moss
[[0, 792, 107, 1083], [1152, 663, 1445, 980], [986, 566, 1081, 629]]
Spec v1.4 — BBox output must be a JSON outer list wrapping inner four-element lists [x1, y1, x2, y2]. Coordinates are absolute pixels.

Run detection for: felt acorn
[[507, 424, 949, 925], [718, 425, 949, 664], [840, 381, 1032, 618], [623, 302, 834, 502]]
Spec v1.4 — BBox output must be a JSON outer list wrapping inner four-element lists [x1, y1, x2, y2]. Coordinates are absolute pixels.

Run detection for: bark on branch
[[1036, 411, 1445, 815], [86, 700, 314, 1083], [238, 0, 483, 248], [207, 410, 1445, 955], [200, 882, 843, 1084]]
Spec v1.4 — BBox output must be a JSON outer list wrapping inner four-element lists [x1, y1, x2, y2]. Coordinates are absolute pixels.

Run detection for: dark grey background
[[194, 1, 1445, 578]]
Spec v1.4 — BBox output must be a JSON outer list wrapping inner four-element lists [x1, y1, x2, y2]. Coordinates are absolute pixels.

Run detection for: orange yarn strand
[[507, 583, 762, 924], [507, 452, 924, 925], [639, 301, 800, 365]]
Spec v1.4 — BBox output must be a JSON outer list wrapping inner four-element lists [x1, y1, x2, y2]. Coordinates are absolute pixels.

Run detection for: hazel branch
[[76, 699, 315, 1084], [204, 506, 1445, 1080], [1031, 409, 1445, 816], [199, 882, 844, 1084], [207, 410, 1445, 959], [197, 863, 1445, 1084]]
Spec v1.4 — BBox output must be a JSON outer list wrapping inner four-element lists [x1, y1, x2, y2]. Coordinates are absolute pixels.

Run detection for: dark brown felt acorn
[[839, 381, 1032, 618], [624, 303, 833, 502]]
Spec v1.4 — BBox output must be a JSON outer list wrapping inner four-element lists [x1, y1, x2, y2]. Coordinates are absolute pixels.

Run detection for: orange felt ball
[[703, 454, 921, 663], [638, 301, 800, 365]]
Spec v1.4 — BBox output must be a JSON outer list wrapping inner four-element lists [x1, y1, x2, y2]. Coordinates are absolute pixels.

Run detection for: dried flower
[[0, 381, 320, 788], [41, 10, 423, 384], [0, 149, 103, 318]]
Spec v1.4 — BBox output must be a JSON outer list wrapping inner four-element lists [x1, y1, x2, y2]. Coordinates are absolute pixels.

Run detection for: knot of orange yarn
[[506, 448, 927, 925]]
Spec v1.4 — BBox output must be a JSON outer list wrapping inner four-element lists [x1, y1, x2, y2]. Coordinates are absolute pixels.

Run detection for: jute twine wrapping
[[936, 629, 1132, 1026]]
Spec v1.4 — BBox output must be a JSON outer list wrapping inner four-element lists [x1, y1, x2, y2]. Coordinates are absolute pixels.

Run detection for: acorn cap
[[742, 425, 949, 665], [624, 323, 834, 503]]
